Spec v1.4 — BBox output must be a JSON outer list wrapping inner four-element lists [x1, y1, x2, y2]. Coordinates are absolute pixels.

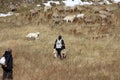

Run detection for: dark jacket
[[54, 39, 65, 50], [2, 51, 13, 72]]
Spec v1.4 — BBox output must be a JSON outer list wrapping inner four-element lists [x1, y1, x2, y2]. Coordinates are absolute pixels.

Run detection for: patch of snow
[[43, 0, 120, 7], [43, 3, 51, 6], [0, 12, 13, 17], [80, 1, 93, 5], [112, 0, 120, 3], [63, 0, 81, 6], [49, 1, 60, 4], [43, 1, 60, 6], [63, 0, 93, 6], [42, 0, 120, 7]]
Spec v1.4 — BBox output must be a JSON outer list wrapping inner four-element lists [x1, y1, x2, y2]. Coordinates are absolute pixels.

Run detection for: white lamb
[[53, 49, 57, 58], [26, 32, 40, 40], [63, 15, 76, 23]]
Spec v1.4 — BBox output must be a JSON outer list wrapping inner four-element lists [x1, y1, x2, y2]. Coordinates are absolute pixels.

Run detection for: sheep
[[52, 11, 59, 18], [99, 14, 108, 22], [9, 4, 17, 12], [99, 10, 112, 17], [30, 9, 39, 17], [63, 6, 71, 12], [43, 6, 52, 17], [53, 18, 62, 25], [46, 11, 53, 19], [76, 14, 85, 19], [76, 6, 84, 13], [92, 7, 101, 13], [34, 7, 41, 12], [69, 6, 77, 12], [99, 14, 107, 19], [99, 14, 112, 26], [26, 32, 40, 40], [104, 7, 115, 13], [52, 12, 63, 24], [55, 6, 64, 13], [84, 17, 95, 24], [63, 15, 76, 23], [44, 6, 52, 12], [75, 14, 85, 23]]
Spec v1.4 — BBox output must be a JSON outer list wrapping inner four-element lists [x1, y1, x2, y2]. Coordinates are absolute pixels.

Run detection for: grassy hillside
[[0, 3, 120, 80]]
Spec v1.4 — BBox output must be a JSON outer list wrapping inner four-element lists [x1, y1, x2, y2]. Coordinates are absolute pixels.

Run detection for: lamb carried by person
[[0, 56, 5, 65]]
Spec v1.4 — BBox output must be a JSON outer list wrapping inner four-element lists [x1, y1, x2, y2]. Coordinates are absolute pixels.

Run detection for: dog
[[61, 50, 67, 59], [53, 49, 57, 58]]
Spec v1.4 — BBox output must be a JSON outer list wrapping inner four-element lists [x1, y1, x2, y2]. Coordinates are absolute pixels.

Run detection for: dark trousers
[[56, 48, 62, 59], [2, 70, 13, 80]]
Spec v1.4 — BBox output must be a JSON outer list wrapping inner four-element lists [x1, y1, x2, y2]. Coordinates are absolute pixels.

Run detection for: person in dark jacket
[[54, 35, 65, 59], [2, 48, 13, 80]]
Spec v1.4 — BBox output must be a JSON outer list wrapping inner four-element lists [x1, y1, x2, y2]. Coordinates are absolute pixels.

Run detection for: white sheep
[[76, 14, 84, 19], [63, 15, 76, 23], [26, 32, 40, 40]]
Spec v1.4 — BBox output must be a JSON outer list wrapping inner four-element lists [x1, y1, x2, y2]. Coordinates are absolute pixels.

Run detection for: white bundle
[[0, 57, 5, 65]]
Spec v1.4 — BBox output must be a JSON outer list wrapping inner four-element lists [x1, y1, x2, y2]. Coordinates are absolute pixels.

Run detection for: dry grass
[[0, 4, 120, 80]]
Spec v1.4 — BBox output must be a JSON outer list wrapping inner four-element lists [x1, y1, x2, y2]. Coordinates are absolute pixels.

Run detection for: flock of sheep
[[22, 0, 119, 40], [0, 1, 119, 40], [26, 0, 119, 27], [3, 0, 119, 27]]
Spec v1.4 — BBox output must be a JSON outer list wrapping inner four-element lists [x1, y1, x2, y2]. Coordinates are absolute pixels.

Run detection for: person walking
[[54, 35, 65, 59], [2, 48, 13, 80]]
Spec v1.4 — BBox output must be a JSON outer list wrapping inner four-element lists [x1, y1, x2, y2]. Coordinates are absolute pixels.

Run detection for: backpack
[[56, 39, 62, 49]]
